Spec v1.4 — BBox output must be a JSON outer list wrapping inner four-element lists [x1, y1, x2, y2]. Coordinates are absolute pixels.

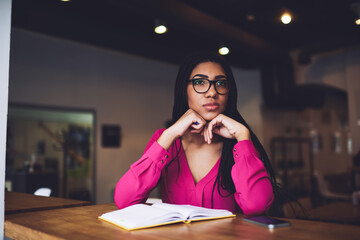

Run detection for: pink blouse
[[114, 129, 274, 215]]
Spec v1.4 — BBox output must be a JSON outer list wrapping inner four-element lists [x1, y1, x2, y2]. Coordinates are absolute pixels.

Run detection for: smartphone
[[243, 216, 291, 229]]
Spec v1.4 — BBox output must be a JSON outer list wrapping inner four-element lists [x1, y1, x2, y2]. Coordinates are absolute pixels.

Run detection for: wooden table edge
[[5, 201, 92, 215]]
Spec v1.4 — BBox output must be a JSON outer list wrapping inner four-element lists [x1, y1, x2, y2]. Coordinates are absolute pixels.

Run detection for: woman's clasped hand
[[166, 109, 250, 145]]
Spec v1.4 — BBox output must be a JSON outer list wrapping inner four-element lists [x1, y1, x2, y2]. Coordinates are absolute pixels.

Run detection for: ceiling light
[[60, 0, 71, 2], [246, 14, 255, 21], [154, 20, 167, 34], [155, 25, 167, 34], [281, 12, 292, 24], [218, 46, 230, 55], [351, 2, 360, 25]]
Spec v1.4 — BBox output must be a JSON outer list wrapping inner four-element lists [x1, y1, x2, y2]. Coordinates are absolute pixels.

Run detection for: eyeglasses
[[188, 78, 230, 95]]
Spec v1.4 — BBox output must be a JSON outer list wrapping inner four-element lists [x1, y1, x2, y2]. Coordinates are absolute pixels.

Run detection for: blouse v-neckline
[[179, 141, 221, 188]]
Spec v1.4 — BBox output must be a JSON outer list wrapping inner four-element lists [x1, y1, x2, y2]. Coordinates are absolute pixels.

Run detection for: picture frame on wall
[[102, 125, 121, 148]]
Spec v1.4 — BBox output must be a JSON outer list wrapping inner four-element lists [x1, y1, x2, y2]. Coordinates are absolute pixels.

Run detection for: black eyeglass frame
[[188, 78, 230, 95]]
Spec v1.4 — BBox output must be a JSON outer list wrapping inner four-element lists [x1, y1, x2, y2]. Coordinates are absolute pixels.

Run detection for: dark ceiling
[[11, 0, 360, 68], [11, 0, 356, 109]]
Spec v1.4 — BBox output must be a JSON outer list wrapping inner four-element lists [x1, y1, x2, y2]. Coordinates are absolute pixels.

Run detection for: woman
[[114, 52, 277, 215]]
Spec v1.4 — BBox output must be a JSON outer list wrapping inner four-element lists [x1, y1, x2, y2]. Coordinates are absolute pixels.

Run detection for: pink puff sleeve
[[231, 140, 274, 216], [114, 129, 169, 209]]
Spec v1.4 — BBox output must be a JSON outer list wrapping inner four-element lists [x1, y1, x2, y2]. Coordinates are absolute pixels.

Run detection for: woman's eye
[[216, 80, 227, 86], [194, 79, 205, 85]]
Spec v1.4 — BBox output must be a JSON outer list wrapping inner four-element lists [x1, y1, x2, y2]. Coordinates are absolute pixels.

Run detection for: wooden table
[[308, 201, 360, 225], [5, 203, 360, 240], [5, 191, 91, 214]]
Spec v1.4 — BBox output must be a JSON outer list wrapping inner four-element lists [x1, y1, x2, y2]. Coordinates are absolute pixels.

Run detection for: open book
[[99, 203, 235, 230]]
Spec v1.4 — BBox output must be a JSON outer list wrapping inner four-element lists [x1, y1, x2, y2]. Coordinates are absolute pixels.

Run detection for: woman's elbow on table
[[241, 195, 274, 216], [114, 178, 137, 209], [237, 183, 274, 216]]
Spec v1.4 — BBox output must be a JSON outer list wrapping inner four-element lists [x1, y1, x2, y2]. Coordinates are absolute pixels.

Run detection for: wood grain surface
[[5, 191, 91, 214], [5, 203, 360, 240]]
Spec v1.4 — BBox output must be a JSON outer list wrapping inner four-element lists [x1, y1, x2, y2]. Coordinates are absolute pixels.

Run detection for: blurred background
[[5, 0, 360, 224]]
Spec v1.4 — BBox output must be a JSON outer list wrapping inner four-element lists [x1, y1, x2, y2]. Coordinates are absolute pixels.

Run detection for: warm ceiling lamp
[[281, 12, 292, 24], [154, 20, 167, 34], [60, 0, 71, 2], [218, 46, 230, 56], [246, 14, 255, 21], [352, 2, 360, 25]]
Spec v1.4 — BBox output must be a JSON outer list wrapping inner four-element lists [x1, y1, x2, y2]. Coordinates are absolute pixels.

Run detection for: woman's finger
[[208, 119, 218, 140], [207, 122, 213, 142], [206, 125, 211, 144], [204, 124, 211, 144], [203, 124, 208, 143]]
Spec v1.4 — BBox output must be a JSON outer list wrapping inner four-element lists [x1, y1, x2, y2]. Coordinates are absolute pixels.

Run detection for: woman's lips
[[203, 103, 219, 111]]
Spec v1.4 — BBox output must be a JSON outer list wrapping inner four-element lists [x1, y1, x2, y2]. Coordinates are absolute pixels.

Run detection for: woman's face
[[187, 62, 228, 121]]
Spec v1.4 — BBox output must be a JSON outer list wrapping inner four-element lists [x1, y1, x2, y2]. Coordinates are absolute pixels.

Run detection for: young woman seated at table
[[114, 52, 278, 216]]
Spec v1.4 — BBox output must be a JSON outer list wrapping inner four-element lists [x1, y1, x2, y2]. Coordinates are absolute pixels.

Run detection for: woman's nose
[[205, 83, 217, 97]]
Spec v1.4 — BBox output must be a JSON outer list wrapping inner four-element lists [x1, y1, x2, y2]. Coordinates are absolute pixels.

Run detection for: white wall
[[233, 68, 263, 141], [0, 0, 12, 238], [9, 28, 263, 203]]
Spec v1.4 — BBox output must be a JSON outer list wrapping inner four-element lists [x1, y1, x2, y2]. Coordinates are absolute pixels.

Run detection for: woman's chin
[[201, 112, 221, 122]]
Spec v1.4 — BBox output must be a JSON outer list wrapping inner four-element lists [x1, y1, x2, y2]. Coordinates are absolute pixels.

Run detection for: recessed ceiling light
[[60, 0, 71, 2], [246, 14, 255, 21], [351, 3, 360, 25], [218, 46, 230, 55], [281, 12, 292, 24], [154, 25, 167, 34], [154, 19, 167, 34]]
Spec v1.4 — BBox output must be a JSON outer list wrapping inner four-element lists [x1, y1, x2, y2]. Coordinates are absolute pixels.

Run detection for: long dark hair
[[169, 51, 281, 212]]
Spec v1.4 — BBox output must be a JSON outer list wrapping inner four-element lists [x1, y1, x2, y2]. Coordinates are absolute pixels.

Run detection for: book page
[[99, 204, 185, 229], [152, 203, 234, 220]]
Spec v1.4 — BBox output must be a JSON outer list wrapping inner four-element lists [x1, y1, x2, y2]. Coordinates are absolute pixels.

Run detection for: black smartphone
[[243, 216, 291, 229]]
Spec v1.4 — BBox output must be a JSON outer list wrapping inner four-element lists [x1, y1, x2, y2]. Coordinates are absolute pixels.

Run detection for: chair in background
[[34, 187, 52, 197], [282, 197, 313, 219], [313, 170, 352, 203]]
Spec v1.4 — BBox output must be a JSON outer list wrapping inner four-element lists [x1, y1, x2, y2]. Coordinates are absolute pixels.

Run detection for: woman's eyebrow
[[192, 74, 208, 78], [215, 75, 227, 79], [192, 74, 227, 79]]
